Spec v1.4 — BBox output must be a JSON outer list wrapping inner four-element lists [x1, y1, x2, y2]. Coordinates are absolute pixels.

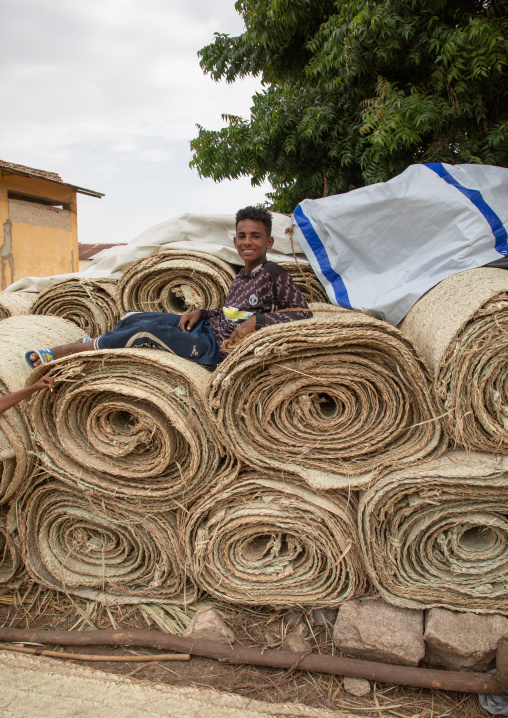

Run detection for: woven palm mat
[[14, 471, 195, 605], [31, 277, 119, 335], [400, 267, 508, 453], [278, 262, 329, 304], [117, 249, 237, 314], [209, 307, 444, 489], [0, 506, 24, 588], [29, 348, 238, 511], [0, 291, 37, 320], [0, 650, 348, 718], [0, 315, 84, 504], [185, 469, 367, 607], [359, 450, 508, 613]]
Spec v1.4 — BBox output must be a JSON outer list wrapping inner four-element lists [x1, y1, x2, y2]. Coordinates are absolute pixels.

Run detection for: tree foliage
[[190, 0, 508, 211]]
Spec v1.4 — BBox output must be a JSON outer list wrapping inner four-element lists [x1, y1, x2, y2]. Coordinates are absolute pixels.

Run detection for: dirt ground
[[0, 584, 489, 718]]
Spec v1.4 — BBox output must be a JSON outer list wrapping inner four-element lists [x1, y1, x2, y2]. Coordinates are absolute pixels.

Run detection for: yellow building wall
[[0, 173, 79, 289]]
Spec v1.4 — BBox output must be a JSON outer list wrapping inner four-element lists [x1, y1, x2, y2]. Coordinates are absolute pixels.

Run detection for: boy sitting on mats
[[26, 207, 312, 369]]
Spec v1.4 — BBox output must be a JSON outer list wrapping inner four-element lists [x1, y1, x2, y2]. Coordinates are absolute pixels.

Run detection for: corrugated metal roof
[[78, 243, 122, 260], [0, 160, 104, 198]]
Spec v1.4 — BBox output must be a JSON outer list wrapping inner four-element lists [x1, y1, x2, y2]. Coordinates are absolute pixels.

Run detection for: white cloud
[[1, 0, 270, 244]]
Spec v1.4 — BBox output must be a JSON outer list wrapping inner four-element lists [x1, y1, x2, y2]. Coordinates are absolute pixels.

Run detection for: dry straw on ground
[[117, 250, 237, 315], [185, 469, 366, 607], [15, 471, 195, 605], [0, 315, 84, 504], [31, 278, 119, 336], [400, 267, 508, 453], [0, 292, 37, 320], [210, 305, 444, 489], [359, 451, 508, 614], [278, 262, 329, 304], [29, 349, 238, 511]]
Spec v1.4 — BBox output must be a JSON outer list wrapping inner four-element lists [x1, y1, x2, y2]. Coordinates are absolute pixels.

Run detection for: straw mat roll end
[[400, 268, 508, 453], [210, 310, 445, 489], [359, 451, 508, 614]]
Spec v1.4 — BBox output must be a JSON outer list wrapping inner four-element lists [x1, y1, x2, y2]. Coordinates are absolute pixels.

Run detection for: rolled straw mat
[[117, 249, 237, 314], [29, 349, 238, 510], [359, 451, 508, 614], [0, 507, 24, 588], [400, 267, 508, 452], [0, 650, 347, 718], [31, 277, 119, 335], [0, 291, 37, 319], [278, 261, 329, 304], [185, 469, 366, 607], [0, 315, 84, 503], [209, 306, 444, 489], [15, 471, 195, 604]]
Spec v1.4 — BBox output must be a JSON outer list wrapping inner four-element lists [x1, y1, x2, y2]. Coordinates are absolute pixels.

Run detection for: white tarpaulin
[[292, 163, 508, 326], [6, 212, 303, 293]]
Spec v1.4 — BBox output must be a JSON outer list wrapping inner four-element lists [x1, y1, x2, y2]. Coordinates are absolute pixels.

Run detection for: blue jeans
[[96, 312, 222, 366]]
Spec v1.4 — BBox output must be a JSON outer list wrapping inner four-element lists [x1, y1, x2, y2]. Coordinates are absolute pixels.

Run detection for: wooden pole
[[0, 627, 502, 695]]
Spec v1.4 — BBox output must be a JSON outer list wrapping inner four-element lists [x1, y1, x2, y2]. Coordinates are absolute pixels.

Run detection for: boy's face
[[234, 219, 274, 268]]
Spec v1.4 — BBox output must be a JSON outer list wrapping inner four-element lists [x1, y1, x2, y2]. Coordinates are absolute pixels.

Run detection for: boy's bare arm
[[178, 310, 202, 332], [228, 315, 257, 345], [0, 376, 54, 415]]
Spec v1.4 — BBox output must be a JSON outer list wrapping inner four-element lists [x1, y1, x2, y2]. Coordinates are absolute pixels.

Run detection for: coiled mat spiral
[[29, 349, 238, 512], [185, 468, 366, 607], [15, 471, 195, 605], [359, 451, 508, 614], [116, 250, 237, 314], [31, 277, 119, 336], [210, 306, 444, 489], [400, 268, 508, 453]]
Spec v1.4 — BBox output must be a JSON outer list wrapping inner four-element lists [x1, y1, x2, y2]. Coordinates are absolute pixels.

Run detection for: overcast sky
[[1, 0, 269, 244]]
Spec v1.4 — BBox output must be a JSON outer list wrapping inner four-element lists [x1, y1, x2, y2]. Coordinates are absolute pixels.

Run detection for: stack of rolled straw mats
[[16, 349, 237, 604], [2, 265, 507, 616], [30, 277, 119, 335]]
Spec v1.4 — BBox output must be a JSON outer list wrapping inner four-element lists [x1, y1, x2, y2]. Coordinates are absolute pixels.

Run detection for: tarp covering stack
[[31, 278, 119, 336], [400, 268, 508, 453]]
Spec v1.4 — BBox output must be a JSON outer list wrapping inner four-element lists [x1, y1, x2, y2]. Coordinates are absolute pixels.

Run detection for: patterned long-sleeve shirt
[[199, 261, 312, 356]]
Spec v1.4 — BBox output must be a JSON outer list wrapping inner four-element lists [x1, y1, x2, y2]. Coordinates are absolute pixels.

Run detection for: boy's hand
[[178, 310, 202, 332], [229, 316, 257, 345], [30, 376, 55, 392]]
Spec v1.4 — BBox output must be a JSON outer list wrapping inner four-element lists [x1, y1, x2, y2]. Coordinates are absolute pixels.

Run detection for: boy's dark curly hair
[[235, 206, 272, 236]]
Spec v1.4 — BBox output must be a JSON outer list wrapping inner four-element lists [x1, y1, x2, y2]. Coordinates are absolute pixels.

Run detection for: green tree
[[190, 0, 508, 211]]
